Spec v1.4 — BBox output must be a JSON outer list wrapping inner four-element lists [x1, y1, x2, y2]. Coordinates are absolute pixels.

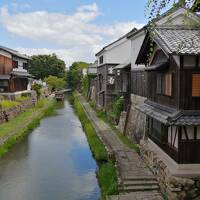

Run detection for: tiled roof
[[11, 71, 33, 78], [136, 100, 179, 124], [153, 26, 200, 55], [0, 45, 31, 60], [136, 101, 200, 126], [173, 115, 200, 126]]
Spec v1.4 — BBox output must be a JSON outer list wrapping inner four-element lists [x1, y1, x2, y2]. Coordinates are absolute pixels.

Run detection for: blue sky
[[0, 0, 149, 66]]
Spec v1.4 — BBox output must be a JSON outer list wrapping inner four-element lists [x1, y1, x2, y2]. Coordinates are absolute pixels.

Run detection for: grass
[[0, 98, 56, 157], [91, 102, 139, 152], [15, 96, 30, 101], [0, 100, 20, 109], [72, 93, 119, 199], [117, 133, 139, 152], [97, 162, 118, 197]]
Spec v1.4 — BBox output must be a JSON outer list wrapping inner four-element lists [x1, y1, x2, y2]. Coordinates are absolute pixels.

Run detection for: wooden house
[[136, 25, 200, 175], [124, 6, 200, 142], [0, 46, 32, 93]]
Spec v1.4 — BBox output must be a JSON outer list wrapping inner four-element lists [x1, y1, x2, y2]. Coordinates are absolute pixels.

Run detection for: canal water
[[0, 98, 100, 200]]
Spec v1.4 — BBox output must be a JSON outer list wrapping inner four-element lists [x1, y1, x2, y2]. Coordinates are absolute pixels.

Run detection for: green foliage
[[44, 75, 66, 91], [31, 83, 42, 98], [81, 75, 90, 96], [72, 93, 119, 198], [28, 54, 66, 79], [96, 110, 108, 122], [0, 99, 56, 157], [73, 95, 108, 161], [97, 162, 119, 198], [0, 100, 20, 109], [15, 96, 30, 101], [66, 61, 89, 90], [117, 133, 139, 152], [111, 96, 124, 119]]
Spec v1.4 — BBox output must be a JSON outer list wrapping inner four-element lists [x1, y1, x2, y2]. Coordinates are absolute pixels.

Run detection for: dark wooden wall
[[131, 70, 147, 97], [147, 57, 179, 109]]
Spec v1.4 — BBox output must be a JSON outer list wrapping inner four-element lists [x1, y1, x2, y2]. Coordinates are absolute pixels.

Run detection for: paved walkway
[[77, 93, 163, 200]]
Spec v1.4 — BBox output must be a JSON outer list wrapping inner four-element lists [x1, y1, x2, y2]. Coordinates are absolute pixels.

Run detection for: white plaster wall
[[96, 37, 131, 66], [168, 126, 178, 149], [156, 8, 199, 26], [182, 126, 200, 140], [106, 39, 131, 64], [130, 30, 146, 69], [13, 57, 28, 71]]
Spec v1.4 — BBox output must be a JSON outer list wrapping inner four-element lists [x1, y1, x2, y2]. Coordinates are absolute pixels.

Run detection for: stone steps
[[123, 185, 160, 192], [107, 191, 163, 200], [123, 180, 158, 186], [121, 177, 160, 192]]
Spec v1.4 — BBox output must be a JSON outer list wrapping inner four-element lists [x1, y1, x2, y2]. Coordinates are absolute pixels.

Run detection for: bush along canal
[[0, 96, 100, 200], [71, 93, 119, 199]]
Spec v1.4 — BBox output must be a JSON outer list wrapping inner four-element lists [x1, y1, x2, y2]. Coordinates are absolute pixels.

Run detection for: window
[[183, 56, 196, 68], [0, 80, 8, 87], [99, 56, 103, 65], [164, 73, 172, 96], [13, 61, 18, 68], [157, 73, 172, 96], [192, 74, 200, 97], [23, 63, 28, 69]]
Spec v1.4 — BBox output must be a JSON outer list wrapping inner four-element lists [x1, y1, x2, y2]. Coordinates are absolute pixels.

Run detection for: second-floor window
[[192, 74, 200, 97], [23, 63, 28, 69], [157, 73, 172, 96], [13, 61, 18, 68], [99, 56, 103, 65]]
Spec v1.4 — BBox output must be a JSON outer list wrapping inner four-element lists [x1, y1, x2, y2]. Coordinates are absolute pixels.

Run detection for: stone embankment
[[0, 99, 35, 124], [77, 93, 163, 200]]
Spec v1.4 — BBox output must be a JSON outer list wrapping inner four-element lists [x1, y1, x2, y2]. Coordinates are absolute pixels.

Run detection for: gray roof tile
[[153, 26, 200, 55]]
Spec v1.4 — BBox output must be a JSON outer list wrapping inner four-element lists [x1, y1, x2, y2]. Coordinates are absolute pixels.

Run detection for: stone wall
[[0, 99, 35, 124], [140, 141, 200, 200], [124, 94, 146, 142], [117, 111, 127, 133]]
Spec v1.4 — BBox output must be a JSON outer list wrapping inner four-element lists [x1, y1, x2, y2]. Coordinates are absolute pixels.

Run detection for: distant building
[[0, 46, 33, 93], [87, 61, 97, 75], [95, 29, 136, 108]]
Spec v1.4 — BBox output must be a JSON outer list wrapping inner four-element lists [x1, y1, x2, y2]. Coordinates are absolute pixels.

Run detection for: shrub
[[111, 96, 124, 120], [0, 100, 20, 109]]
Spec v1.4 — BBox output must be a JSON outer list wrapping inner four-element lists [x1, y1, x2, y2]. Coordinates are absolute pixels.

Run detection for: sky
[[0, 0, 149, 67]]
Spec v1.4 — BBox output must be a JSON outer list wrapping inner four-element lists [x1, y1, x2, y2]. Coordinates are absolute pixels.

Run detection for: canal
[[0, 98, 100, 200]]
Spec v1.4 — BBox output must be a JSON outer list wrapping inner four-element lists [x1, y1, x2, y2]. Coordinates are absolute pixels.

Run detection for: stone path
[[77, 93, 163, 200]]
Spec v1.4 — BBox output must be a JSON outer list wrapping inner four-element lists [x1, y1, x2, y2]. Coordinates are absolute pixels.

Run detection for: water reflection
[[0, 98, 100, 200]]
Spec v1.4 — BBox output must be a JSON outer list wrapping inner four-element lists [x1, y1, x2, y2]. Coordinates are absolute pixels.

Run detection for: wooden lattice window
[[164, 73, 172, 96], [192, 74, 200, 97]]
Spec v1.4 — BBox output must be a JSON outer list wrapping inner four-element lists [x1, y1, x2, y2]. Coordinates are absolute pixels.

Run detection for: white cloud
[[0, 3, 144, 66]]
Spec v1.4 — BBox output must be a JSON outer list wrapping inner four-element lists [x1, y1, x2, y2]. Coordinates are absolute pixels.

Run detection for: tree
[[44, 76, 66, 91], [147, 0, 200, 21], [66, 62, 89, 90], [28, 54, 66, 80], [31, 83, 42, 99]]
